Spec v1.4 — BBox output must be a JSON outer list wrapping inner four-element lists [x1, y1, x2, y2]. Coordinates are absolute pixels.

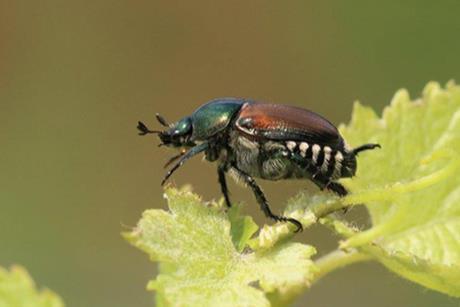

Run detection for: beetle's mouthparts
[[137, 121, 161, 136]]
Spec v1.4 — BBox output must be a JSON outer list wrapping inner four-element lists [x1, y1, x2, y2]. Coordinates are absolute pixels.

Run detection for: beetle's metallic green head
[[137, 114, 195, 148], [157, 115, 194, 148]]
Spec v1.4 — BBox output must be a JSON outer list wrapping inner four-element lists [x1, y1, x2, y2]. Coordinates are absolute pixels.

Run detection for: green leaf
[[124, 187, 317, 307], [248, 192, 343, 251], [0, 265, 64, 307], [339, 81, 460, 296], [227, 204, 259, 252]]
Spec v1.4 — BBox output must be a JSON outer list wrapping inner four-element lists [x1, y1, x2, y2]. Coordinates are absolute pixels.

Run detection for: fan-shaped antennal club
[[137, 121, 160, 136]]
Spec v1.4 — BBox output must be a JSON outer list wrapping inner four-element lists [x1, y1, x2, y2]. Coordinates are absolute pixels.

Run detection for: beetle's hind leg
[[311, 172, 349, 197], [352, 143, 381, 156], [311, 175, 350, 212], [289, 151, 348, 197], [324, 180, 348, 197], [231, 167, 303, 232]]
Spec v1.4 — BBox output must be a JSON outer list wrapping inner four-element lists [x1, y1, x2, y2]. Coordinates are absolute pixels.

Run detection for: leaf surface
[[339, 82, 460, 296], [124, 188, 317, 307]]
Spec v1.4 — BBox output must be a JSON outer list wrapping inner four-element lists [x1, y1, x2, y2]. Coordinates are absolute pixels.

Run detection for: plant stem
[[313, 249, 372, 282]]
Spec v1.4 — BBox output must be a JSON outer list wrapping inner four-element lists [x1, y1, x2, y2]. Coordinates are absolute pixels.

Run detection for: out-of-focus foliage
[[0, 266, 64, 307]]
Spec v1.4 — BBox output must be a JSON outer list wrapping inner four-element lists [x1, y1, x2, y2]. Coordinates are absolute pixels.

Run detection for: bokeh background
[[2, 1, 460, 306]]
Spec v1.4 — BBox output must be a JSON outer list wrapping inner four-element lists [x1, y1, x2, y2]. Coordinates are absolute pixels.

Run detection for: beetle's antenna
[[137, 121, 160, 136], [156, 113, 169, 127], [352, 143, 381, 156]]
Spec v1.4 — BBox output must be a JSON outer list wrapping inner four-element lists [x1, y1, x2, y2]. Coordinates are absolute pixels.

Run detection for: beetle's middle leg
[[231, 167, 303, 232], [217, 165, 232, 208]]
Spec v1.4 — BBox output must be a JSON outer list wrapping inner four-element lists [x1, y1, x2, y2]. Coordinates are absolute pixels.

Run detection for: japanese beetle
[[138, 98, 380, 232]]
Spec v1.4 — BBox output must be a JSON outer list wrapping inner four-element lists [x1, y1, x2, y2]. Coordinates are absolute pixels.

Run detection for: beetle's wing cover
[[236, 102, 342, 146]]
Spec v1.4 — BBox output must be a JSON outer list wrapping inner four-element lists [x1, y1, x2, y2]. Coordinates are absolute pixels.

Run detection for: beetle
[[137, 98, 380, 232]]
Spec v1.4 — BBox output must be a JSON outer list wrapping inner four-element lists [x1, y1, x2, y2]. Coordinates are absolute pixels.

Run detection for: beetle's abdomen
[[228, 132, 356, 182], [283, 140, 356, 179]]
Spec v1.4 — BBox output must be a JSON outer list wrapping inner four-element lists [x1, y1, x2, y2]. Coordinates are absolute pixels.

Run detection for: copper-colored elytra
[[238, 102, 340, 144]]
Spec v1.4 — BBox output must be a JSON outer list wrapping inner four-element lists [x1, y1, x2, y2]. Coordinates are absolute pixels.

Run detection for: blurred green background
[[2, 1, 460, 306]]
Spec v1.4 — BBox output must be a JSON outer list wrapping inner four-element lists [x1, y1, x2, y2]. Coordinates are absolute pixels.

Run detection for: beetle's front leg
[[204, 138, 222, 162], [161, 142, 209, 185], [231, 167, 303, 232], [217, 165, 232, 208]]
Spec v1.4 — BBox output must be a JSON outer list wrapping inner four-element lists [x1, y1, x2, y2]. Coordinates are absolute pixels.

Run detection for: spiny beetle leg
[[274, 216, 303, 233], [161, 142, 209, 186], [289, 151, 348, 197], [324, 181, 348, 197], [232, 166, 303, 232], [311, 174, 349, 197], [353, 143, 381, 155], [217, 165, 232, 208], [163, 150, 186, 169]]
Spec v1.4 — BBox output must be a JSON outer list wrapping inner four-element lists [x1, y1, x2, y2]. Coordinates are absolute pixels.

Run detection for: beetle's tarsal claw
[[286, 218, 303, 233], [137, 121, 160, 136], [276, 216, 303, 232], [352, 143, 381, 155]]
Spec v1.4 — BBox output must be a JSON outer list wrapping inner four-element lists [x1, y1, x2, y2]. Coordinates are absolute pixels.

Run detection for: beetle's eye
[[172, 117, 192, 137]]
